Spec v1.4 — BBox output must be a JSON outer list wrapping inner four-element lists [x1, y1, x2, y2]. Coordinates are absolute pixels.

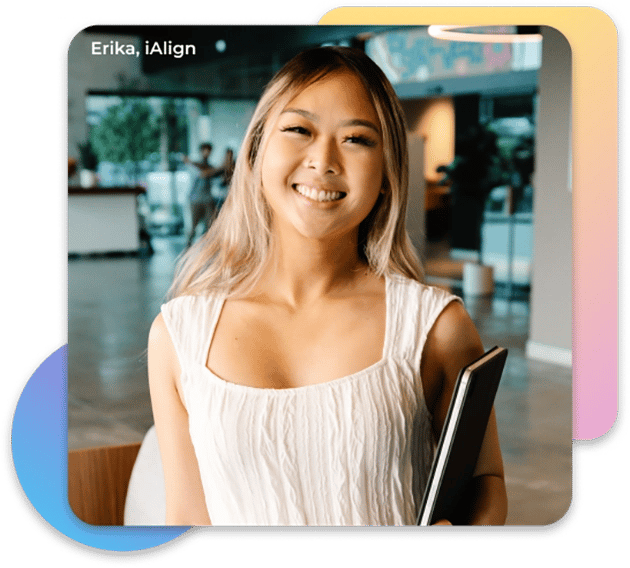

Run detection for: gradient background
[[5, 1, 622, 564]]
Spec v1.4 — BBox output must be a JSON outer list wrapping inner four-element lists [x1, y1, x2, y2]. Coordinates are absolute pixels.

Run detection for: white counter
[[68, 187, 144, 255]]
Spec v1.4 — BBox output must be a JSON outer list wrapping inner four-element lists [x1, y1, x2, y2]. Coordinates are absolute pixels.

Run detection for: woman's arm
[[421, 301, 508, 525], [148, 313, 212, 525]]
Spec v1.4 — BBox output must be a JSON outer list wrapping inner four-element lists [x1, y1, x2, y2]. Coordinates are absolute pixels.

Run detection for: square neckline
[[199, 274, 394, 394]]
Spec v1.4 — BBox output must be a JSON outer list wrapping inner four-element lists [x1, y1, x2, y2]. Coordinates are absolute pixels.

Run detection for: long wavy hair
[[169, 46, 422, 299]]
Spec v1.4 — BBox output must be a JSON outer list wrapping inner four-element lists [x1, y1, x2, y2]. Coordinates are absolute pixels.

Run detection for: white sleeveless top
[[161, 274, 461, 526]]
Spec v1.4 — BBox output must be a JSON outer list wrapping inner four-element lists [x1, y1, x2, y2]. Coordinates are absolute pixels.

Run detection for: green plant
[[89, 99, 161, 179]]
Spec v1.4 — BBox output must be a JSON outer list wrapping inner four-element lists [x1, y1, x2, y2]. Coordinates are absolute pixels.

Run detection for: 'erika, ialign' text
[[91, 40, 196, 59]]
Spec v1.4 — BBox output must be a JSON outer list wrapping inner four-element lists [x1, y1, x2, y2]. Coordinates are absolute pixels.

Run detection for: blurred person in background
[[183, 142, 224, 247], [211, 147, 235, 213]]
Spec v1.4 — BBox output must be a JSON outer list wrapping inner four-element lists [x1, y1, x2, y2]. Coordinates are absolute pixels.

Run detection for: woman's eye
[[281, 125, 310, 136], [344, 135, 377, 147]]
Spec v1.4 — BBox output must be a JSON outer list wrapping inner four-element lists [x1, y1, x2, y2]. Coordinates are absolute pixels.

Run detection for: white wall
[[401, 98, 455, 182], [527, 27, 573, 366]]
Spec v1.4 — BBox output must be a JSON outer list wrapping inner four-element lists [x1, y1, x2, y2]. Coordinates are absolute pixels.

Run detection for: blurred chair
[[124, 425, 165, 525], [68, 425, 165, 526]]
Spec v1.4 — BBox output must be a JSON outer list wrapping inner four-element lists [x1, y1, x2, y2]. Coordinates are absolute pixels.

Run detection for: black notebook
[[416, 345, 508, 526]]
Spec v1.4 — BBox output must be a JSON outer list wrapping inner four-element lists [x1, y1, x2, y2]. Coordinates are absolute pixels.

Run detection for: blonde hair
[[169, 46, 422, 299]]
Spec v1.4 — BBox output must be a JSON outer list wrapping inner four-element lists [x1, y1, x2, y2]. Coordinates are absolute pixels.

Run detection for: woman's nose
[[305, 137, 340, 175]]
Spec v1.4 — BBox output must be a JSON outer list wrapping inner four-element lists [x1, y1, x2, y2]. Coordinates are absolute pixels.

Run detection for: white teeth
[[294, 184, 342, 202]]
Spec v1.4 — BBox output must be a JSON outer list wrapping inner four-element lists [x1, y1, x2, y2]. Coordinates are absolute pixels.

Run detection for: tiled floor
[[68, 236, 572, 526]]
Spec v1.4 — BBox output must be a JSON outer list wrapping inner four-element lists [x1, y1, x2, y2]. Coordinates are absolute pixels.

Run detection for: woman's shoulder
[[427, 299, 479, 351], [161, 293, 205, 310], [388, 272, 461, 307], [153, 291, 226, 365], [161, 290, 223, 311], [160, 291, 225, 331], [386, 273, 468, 359], [148, 311, 170, 348]]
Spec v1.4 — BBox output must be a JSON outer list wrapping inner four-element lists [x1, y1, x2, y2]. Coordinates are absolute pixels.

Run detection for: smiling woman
[[260, 71, 385, 244], [147, 46, 507, 526]]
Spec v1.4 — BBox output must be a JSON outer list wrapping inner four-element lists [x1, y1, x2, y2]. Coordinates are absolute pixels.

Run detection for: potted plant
[[78, 140, 99, 188], [90, 98, 161, 185], [436, 124, 502, 296]]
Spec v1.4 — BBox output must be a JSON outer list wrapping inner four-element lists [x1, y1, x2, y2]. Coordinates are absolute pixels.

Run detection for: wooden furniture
[[68, 186, 145, 255], [68, 442, 141, 526]]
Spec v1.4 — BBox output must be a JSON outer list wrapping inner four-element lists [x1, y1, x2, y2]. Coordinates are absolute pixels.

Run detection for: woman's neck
[[259, 232, 369, 308]]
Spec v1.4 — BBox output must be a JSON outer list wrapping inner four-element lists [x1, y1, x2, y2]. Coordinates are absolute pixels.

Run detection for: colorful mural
[[366, 27, 541, 85]]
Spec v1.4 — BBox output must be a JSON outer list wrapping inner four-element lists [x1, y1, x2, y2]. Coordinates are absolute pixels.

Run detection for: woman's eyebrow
[[281, 108, 380, 134], [341, 118, 381, 134], [281, 108, 317, 121]]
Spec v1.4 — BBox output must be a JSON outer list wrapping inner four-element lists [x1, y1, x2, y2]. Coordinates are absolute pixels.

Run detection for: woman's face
[[260, 70, 385, 244]]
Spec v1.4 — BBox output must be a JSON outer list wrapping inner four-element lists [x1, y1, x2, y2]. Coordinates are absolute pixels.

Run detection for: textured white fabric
[[161, 274, 461, 526]]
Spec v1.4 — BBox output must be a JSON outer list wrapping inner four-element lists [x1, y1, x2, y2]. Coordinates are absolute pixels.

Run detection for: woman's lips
[[293, 183, 346, 203]]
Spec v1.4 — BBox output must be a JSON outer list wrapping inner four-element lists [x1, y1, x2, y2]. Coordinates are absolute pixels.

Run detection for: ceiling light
[[428, 25, 542, 43]]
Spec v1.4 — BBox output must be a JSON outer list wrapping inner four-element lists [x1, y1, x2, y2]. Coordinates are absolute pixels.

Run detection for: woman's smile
[[260, 70, 385, 242], [292, 183, 346, 203]]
